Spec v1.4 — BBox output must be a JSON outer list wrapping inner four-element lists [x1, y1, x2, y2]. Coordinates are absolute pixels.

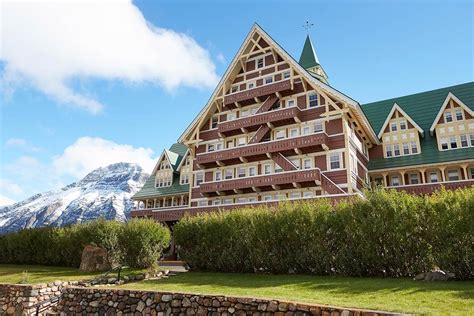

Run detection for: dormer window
[[231, 85, 239, 93], [210, 116, 218, 129], [283, 71, 291, 79], [455, 109, 463, 121], [400, 120, 407, 130], [308, 93, 318, 108], [390, 122, 398, 132], [256, 57, 264, 69]]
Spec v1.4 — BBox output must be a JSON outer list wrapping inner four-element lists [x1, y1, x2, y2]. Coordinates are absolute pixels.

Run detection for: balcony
[[198, 168, 321, 194], [224, 79, 292, 105], [196, 133, 328, 166], [391, 179, 474, 195], [218, 107, 301, 135]]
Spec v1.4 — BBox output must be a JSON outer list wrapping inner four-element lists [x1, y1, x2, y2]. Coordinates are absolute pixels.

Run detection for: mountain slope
[[0, 162, 149, 234]]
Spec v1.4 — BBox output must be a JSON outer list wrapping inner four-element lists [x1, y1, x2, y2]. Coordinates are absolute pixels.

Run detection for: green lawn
[[117, 272, 473, 315], [0, 264, 142, 284], [1, 265, 472, 315]]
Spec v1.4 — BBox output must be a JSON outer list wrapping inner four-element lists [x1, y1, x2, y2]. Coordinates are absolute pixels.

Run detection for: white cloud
[[0, 194, 15, 207], [217, 53, 226, 64], [2, 137, 157, 201], [52, 137, 156, 178], [0, 0, 219, 113], [4, 138, 41, 152]]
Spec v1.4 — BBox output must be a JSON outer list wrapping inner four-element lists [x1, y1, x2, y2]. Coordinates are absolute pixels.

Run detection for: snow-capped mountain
[[0, 162, 149, 234]]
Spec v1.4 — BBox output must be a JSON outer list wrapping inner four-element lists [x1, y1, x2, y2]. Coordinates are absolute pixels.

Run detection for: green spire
[[299, 35, 320, 69]]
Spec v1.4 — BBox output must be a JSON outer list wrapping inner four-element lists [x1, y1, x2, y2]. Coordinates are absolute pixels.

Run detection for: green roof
[[361, 82, 474, 170], [132, 143, 189, 200], [299, 35, 320, 69]]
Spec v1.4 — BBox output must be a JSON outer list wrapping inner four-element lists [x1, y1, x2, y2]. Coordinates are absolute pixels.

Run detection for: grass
[[1, 265, 472, 315], [0, 264, 144, 284], [116, 272, 474, 315]]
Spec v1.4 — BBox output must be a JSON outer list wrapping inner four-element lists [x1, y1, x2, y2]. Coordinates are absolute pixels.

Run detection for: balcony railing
[[196, 133, 328, 165], [389, 179, 474, 194], [224, 79, 292, 105], [197, 168, 321, 194], [218, 107, 301, 135]]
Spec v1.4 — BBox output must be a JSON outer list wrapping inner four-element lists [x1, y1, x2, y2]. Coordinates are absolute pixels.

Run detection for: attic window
[[256, 57, 264, 69], [210, 116, 218, 129], [400, 120, 407, 130], [444, 112, 453, 123]]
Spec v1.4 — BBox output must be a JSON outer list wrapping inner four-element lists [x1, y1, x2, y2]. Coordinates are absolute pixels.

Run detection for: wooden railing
[[224, 79, 292, 105], [256, 94, 279, 114], [391, 179, 474, 194], [270, 152, 297, 172], [197, 168, 321, 194], [218, 107, 301, 134], [196, 133, 328, 165]]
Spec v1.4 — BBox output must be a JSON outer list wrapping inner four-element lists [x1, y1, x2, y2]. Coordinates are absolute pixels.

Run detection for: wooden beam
[[239, 157, 248, 163], [292, 182, 301, 188], [294, 148, 302, 155], [252, 187, 261, 192], [234, 189, 243, 194], [271, 185, 280, 190], [216, 161, 226, 167]]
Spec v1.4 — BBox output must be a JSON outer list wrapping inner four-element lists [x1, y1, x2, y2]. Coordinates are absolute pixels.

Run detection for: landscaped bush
[[175, 188, 474, 279], [0, 218, 170, 269]]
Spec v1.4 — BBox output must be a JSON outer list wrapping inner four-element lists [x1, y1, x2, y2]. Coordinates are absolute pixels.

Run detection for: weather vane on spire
[[303, 21, 314, 34]]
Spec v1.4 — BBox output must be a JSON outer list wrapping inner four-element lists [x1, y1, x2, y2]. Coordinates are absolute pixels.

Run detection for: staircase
[[248, 125, 271, 144], [320, 172, 347, 195], [256, 95, 279, 114], [270, 153, 297, 171]]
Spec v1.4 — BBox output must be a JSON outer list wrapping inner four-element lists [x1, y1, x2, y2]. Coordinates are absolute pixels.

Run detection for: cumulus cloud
[[52, 137, 156, 178], [1, 137, 157, 200], [4, 138, 41, 152], [0, 0, 219, 113]]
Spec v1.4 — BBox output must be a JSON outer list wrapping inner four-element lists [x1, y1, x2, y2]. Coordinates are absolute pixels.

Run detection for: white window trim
[[328, 152, 343, 171]]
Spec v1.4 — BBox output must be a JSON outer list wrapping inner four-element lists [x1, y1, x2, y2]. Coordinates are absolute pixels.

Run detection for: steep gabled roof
[[377, 103, 424, 139], [429, 92, 474, 134], [361, 82, 474, 170], [178, 23, 378, 144]]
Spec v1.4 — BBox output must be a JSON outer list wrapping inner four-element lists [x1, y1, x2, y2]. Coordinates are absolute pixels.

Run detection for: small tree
[[119, 218, 171, 268]]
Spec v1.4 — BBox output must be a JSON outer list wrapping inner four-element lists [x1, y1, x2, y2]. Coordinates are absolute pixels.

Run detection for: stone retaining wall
[[55, 287, 407, 316], [0, 281, 73, 315]]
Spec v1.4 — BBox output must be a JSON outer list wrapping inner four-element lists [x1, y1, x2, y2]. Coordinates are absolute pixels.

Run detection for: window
[[263, 195, 273, 201], [329, 153, 341, 170], [302, 126, 311, 135], [256, 57, 264, 69], [290, 192, 301, 199], [237, 167, 246, 178], [207, 144, 215, 152], [210, 116, 218, 129], [450, 136, 457, 149], [391, 122, 398, 132], [213, 199, 221, 205], [411, 141, 418, 154], [226, 140, 234, 149], [455, 109, 463, 121], [390, 175, 400, 186], [241, 109, 250, 117], [386, 145, 392, 157], [445, 112, 453, 123], [403, 143, 410, 155], [248, 166, 256, 177], [303, 191, 314, 198], [227, 112, 236, 121], [247, 82, 255, 89], [289, 128, 299, 137], [429, 172, 439, 183], [237, 197, 247, 203], [287, 99, 295, 107], [275, 130, 286, 140], [393, 144, 400, 156], [223, 198, 233, 204], [225, 169, 233, 180], [198, 200, 207, 207], [461, 135, 468, 147], [303, 158, 312, 169], [308, 93, 318, 108], [237, 137, 246, 146], [265, 76, 273, 84], [274, 163, 283, 173], [470, 168, 474, 179], [314, 122, 323, 132], [291, 159, 301, 169], [231, 85, 239, 93], [248, 196, 257, 202], [180, 174, 189, 185], [447, 169, 459, 181], [441, 138, 448, 150], [195, 172, 204, 186], [283, 71, 291, 79], [400, 120, 407, 130], [214, 170, 222, 181], [470, 134, 474, 146], [264, 164, 272, 175], [409, 173, 419, 184]]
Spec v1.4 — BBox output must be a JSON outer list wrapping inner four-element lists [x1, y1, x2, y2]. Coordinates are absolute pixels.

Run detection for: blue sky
[[1, 0, 473, 204]]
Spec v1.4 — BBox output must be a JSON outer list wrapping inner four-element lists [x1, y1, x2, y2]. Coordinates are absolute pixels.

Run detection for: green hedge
[[175, 188, 474, 279], [0, 218, 170, 269]]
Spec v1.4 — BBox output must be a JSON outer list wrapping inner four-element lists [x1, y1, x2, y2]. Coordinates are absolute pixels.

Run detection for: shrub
[[175, 187, 474, 279], [0, 218, 171, 269], [119, 218, 171, 268]]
